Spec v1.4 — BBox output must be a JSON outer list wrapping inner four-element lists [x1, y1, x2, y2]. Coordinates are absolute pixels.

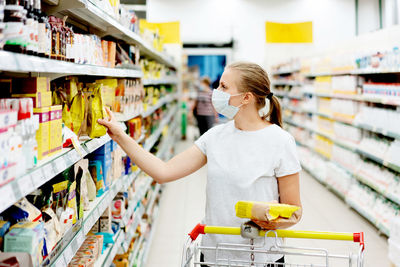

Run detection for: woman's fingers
[[105, 107, 115, 121], [97, 118, 111, 128]]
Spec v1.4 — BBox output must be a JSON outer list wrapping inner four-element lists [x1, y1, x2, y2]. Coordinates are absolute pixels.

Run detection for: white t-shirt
[[194, 120, 301, 264]]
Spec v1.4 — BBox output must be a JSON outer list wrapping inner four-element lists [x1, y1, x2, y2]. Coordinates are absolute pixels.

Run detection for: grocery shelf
[[284, 105, 400, 141], [143, 77, 180, 86], [296, 135, 400, 206], [145, 184, 161, 215], [272, 81, 303, 86], [305, 68, 400, 77], [0, 51, 143, 78], [129, 234, 145, 266], [273, 91, 303, 100], [271, 69, 301, 75], [346, 199, 390, 236], [123, 205, 146, 253], [143, 105, 178, 151], [301, 157, 390, 236], [94, 229, 125, 267], [48, 170, 139, 267], [285, 117, 400, 173], [304, 91, 400, 106], [0, 134, 111, 214], [141, 205, 160, 266], [115, 93, 178, 122], [44, 0, 177, 69]]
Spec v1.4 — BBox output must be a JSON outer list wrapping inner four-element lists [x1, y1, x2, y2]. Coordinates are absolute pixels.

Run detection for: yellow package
[[87, 85, 107, 138], [67, 180, 78, 225], [34, 107, 51, 160], [63, 91, 85, 136], [235, 201, 302, 230]]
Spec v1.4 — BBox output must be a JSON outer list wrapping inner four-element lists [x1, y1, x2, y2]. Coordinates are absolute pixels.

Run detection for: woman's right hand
[[98, 107, 126, 140]]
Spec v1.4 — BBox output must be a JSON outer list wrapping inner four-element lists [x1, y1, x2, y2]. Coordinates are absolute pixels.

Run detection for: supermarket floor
[[145, 126, 390, 267]]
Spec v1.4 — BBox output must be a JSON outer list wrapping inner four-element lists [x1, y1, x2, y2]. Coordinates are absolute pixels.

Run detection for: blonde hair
[[227, 62, 282, 127]]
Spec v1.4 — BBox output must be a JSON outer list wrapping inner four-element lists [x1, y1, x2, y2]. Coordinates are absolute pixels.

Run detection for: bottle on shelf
[[24, 0, 36, 56], [3, 1, 26, 53], [49, 16, 59, 59]]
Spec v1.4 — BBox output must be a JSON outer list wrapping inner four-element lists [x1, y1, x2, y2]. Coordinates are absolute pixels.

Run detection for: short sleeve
[[275, 135, 302, 177], [194, 129, 211, 155]]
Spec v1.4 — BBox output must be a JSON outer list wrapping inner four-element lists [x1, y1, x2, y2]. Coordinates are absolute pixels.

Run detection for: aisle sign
[[140, 20, 181, 44], [266, 21, 313, 43]]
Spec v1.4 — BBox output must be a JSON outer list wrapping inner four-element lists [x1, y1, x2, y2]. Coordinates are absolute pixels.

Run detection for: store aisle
[[146, 127, 389, 267]]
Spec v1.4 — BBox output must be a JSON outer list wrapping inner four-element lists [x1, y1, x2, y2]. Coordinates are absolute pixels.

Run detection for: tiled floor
[[145, 127, 390, 267]]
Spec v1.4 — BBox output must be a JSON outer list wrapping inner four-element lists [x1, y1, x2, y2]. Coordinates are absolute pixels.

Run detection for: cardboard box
[[108, 41, 116, 68], [34, 107, 51, 160], [49, 105, 62, 155], [12, 91, 52, 108], [12, 77, 50, 93]]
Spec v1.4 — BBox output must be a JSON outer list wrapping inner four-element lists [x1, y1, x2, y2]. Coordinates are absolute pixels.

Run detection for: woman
[[195, 77, 217, 135], [98, 62, 302, 265]]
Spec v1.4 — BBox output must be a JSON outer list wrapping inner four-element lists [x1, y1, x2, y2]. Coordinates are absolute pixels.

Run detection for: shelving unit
[[273, 55, 400, 238], [0, 51, 143, 78], [43, 0, 177, 69], [0, 0, 181, 265]]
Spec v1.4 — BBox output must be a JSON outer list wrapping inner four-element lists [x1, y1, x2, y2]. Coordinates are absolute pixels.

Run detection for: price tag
[[84, 218, 92, 235], [0, 186, 15, 211], [95, 207, 101, 219], [76, 231, 85, 246], [69, 149, 80, 162], [54, 159, 67, 174], [54, 256, 67, 267], [63, 246, 74, 263], [17, 174, 34, 197], [31, 168, 46, 188], [64, 153, 74, 167]]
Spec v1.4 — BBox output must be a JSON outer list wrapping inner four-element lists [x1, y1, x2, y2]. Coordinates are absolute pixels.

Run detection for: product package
[[33, 107, 50, 160], [89, 160, 105, 197], [49, 105, 62, 155], [235, 201, 302, 229]]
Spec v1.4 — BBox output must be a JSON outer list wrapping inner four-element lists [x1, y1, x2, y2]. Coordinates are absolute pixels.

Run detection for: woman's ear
[[242, 92, 253, 104]]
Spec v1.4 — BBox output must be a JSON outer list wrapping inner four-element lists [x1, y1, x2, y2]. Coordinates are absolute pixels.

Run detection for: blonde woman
[[98, 62, 302, 265]]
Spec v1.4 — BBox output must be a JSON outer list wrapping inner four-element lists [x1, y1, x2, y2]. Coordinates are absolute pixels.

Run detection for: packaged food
[[67, 180, 78, 225], [86, 85, 107, 138], [63, 90, 85, 136], [12, 92, 52, 109], [235, 201, 302, 230], [99, 207, 112, 233], [48, 105, 62, 155], [4, 221, 45, 267], [12, 77, 50, 93], [42, 207, 61, 254], [89, 160, 105, 197], [33, 107, 50, 160]]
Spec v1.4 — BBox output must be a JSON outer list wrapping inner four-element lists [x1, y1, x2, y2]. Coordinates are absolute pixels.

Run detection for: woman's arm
[[98, 108, 207, 184], [278, 172, 301, 207]]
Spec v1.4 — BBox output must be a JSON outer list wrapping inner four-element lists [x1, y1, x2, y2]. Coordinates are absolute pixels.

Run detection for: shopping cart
[[182, 223, 365, 267]]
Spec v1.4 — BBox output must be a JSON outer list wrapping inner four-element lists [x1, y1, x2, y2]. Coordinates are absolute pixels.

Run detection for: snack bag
[[67, 180, 78, 225], [235, 201, 302, 229], [87, 85, 107, 138], [63, 90, 85, 136]]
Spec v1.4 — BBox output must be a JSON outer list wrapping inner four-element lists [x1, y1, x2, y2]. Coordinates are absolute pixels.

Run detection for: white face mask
[[212, 89, 244, 119]]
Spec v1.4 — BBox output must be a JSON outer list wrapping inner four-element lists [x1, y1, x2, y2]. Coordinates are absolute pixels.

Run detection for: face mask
[[212, 89, 244, 119]]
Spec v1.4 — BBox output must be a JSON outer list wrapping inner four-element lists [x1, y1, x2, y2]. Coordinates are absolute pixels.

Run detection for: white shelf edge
[[0, 135, 111, 215], [143, 78, 179, 86], [0, 51, 143, 78]]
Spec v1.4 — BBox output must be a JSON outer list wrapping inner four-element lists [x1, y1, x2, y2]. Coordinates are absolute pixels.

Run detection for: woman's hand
[[97, 107, 125, 140]]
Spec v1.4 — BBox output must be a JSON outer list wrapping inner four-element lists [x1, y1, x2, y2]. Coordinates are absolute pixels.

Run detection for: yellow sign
[[265, 21, 313, 43], [140, 20, 181, 44]]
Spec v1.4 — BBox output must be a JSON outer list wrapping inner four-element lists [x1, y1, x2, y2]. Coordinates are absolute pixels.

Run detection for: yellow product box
[[12, 91, 52, 108], [12, 77, 50, 93], [34, 107, 51, 160], [49, 105, 63, 155]]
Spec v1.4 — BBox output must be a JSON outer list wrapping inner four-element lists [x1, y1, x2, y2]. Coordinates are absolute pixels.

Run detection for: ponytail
[[265, 95, 282, 127]]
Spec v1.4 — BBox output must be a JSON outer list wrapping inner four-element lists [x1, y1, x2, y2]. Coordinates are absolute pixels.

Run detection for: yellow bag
[[235, 201, 302, 230], [87, 85, 107, 138], [63, 90, 85, 136]]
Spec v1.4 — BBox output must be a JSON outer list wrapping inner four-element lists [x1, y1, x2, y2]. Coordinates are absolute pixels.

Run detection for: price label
[[44, 163, 55, 180], [54, 256, 67, 267], [0, 186, 15, 211], [69, 150, 80, 162], [17, 174, 34, 197], [94, 207, 101, 219], [84, 218, 92, 235], [76, 231, 85, 246], [54, 159, 67, 174], [31, 168, 46, 188], [63, 246, 74, 263], [64, 153, 74, 167]]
